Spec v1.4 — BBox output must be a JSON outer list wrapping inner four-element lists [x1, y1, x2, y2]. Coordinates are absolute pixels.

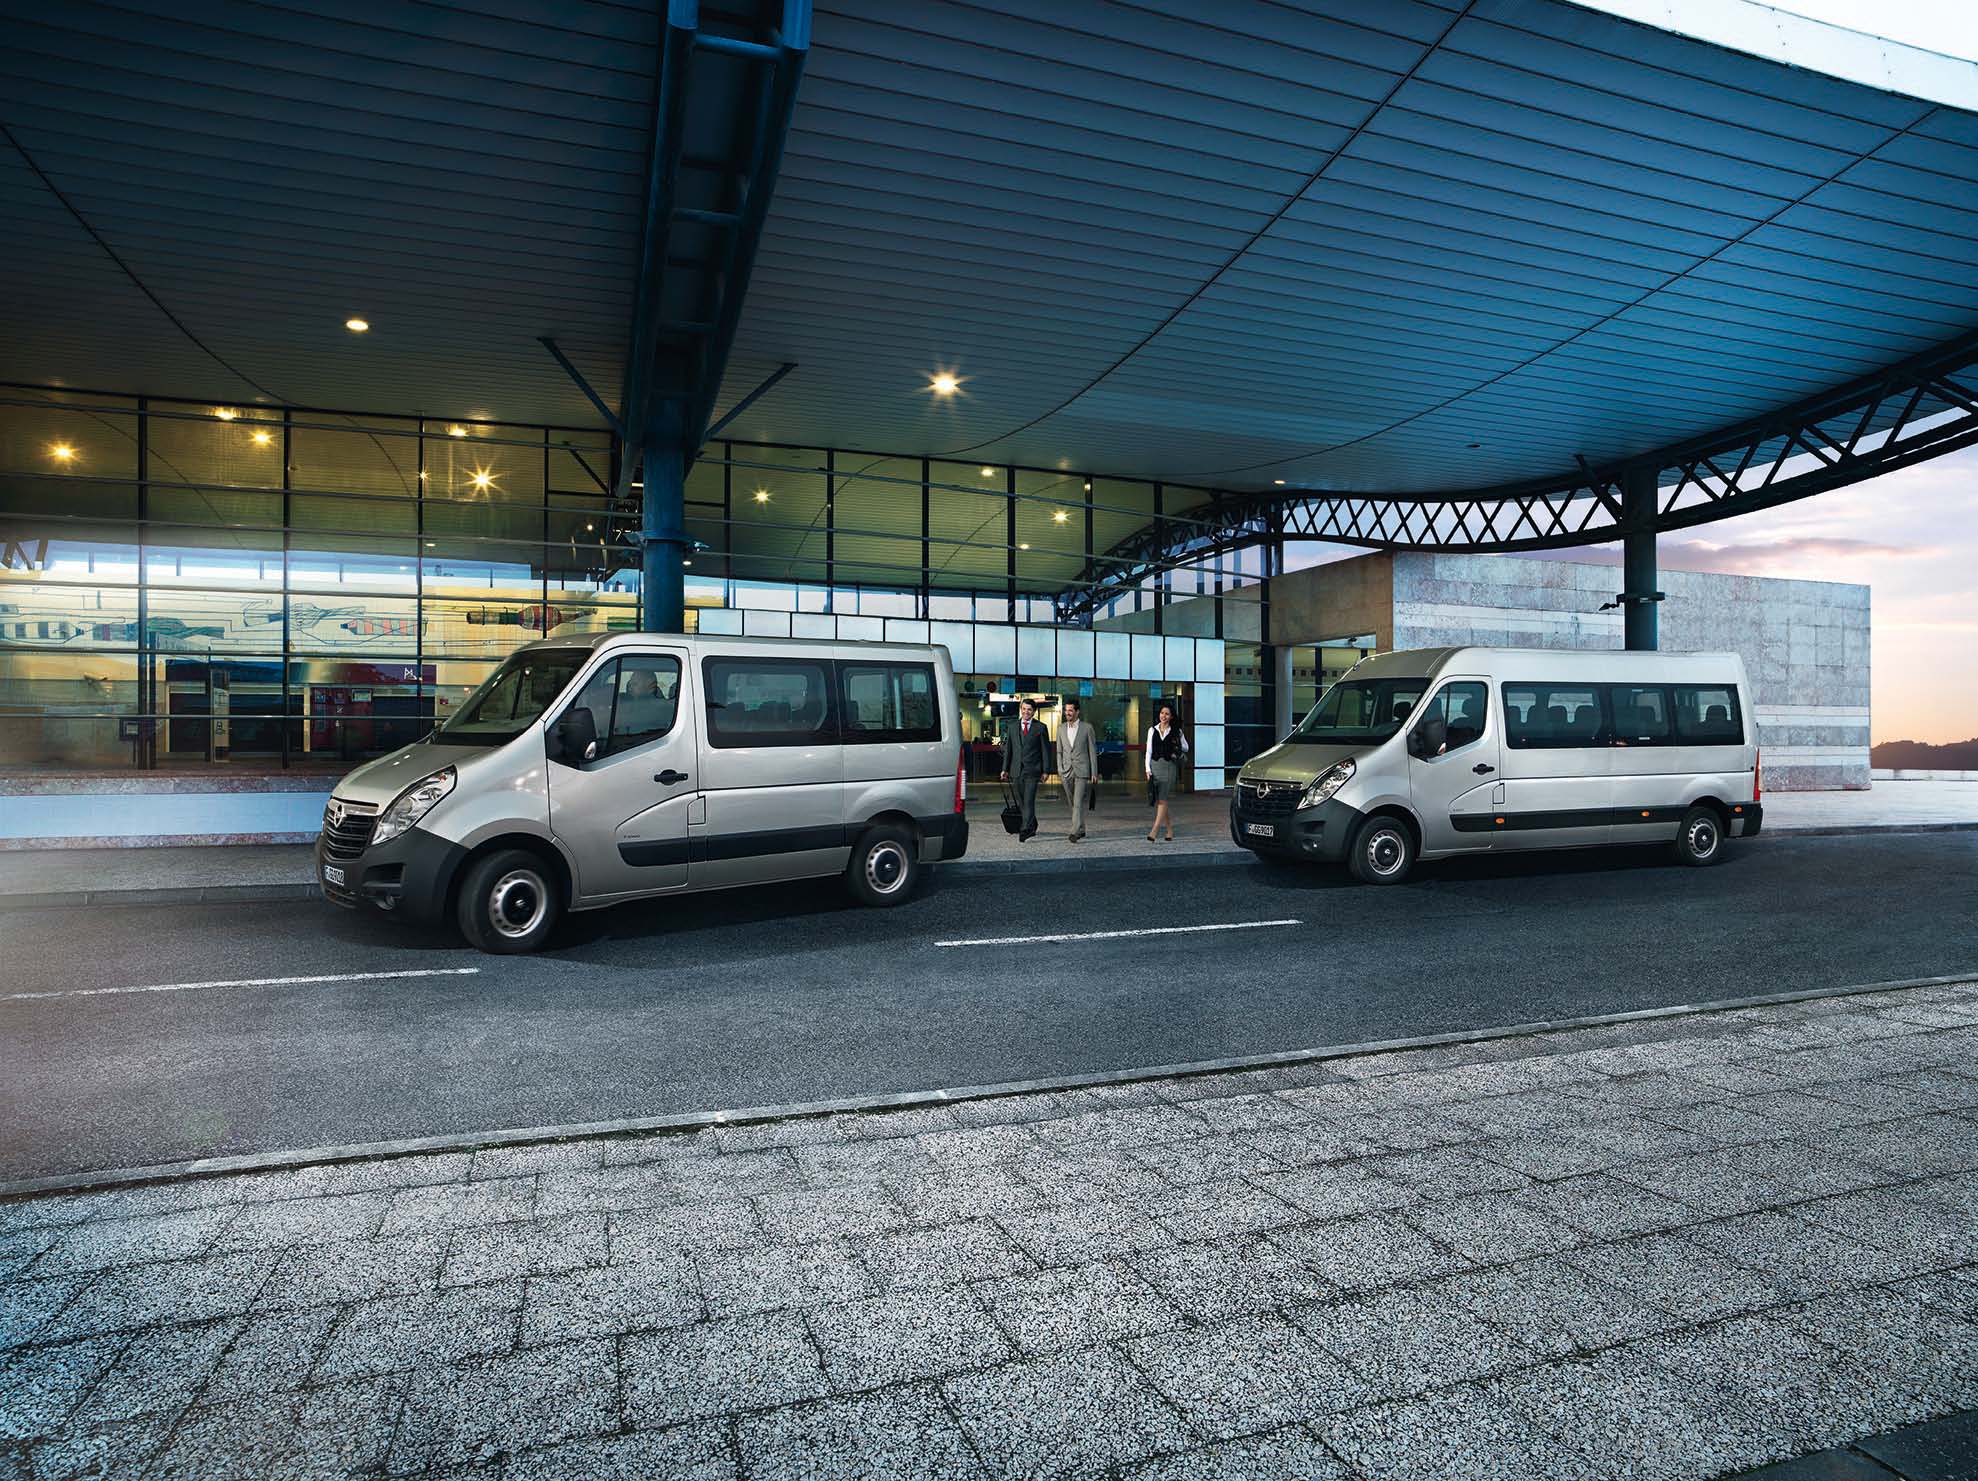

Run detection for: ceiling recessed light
[[1082, 481, 1092, 492], [1052, 510, 1068, 524], [980, 466, 996, 477], [447, 425, 466, 438], [470, 469, 494, 491], [345, 317, 370, 333], [1273, 479, 1285, 486], [585, 523, 594, 532], [1018, 542, 1030, 550], [753, 489, 770, 503], [418, 470, 429, 480], [50, 442, 76, 462], [250, 429, 273, 446], [213, 407, 237, 421], [930, 373, 959, 396], [425, 541, 436, 548]]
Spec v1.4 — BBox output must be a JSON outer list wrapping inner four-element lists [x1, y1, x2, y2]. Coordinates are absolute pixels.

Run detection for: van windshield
[[1290, 678, 1428, 742], [437, 650, 589, 745]]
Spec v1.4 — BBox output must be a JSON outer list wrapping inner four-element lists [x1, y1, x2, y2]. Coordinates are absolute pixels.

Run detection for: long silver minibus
[[1232, 646, 1761, 884], [317, 634, 968, 951]]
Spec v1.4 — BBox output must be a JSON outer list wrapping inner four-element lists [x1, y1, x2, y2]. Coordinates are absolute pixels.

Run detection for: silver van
[[1232, 646, 1762, 884], [317, 634, 968, 951]]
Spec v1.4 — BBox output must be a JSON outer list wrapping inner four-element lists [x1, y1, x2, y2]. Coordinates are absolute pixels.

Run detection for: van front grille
[[321, 798, 380, 858], [1237, 779, 1302, 817]]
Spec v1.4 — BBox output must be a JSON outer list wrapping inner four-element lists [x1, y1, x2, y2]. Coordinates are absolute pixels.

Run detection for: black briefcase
[[999, 783, 1024, 835]]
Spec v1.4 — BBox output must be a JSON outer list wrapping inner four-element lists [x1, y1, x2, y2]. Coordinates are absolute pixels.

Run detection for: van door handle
[[1472, 763, 1495, 774], [654, 769, 690, 786]]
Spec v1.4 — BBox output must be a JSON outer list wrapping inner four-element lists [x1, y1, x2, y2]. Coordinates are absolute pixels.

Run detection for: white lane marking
[[1, 968, 481, 1004], [934, 920, 1302, 949]]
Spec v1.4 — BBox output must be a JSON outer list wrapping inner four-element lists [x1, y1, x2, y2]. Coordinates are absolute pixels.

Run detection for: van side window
[[840, 662, 940, 743], [1502, 684, 1609, 749], [1610, 684, 1671, 746], [703, 658, 836, 749], [607, 656, 681, 754], [1415, 681, 1488, 754], [1672, 685, 1744, 744]]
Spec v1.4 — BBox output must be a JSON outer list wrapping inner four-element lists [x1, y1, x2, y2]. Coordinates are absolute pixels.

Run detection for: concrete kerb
[[3, 968, 1971, 1205], [2, 820, 1974, 911]]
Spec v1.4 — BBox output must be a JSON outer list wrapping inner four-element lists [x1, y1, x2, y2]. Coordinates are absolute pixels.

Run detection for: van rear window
[[1503, 681, 1744, 748], [1672, 685, 1744, 744], [840, 662, 940, 744]]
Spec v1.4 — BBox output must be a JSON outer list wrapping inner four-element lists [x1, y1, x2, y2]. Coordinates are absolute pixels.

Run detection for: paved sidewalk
[[3, 780, 1977, 911], [3, 982, 1974, 1479]]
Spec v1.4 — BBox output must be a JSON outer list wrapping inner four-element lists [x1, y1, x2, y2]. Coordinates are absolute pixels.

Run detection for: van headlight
[[1300, 758, 1355, 809], [370, 767, 456, 846]]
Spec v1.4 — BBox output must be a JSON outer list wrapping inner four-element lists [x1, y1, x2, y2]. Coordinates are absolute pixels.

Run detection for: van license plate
[[322, 865, 345, 887], [1244, 823, 1275, 838]]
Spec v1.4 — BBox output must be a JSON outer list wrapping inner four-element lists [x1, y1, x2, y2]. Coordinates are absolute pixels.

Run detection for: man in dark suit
[[999, 697, 1053, 843]]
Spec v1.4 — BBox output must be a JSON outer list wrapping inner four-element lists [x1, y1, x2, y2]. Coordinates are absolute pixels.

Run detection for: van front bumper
[[316, 827, 467, 923], [1229, 796, 1363, 864]]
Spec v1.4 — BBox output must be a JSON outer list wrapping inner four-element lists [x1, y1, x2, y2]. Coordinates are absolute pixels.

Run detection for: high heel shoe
[[1145, 831, 1157, 842]]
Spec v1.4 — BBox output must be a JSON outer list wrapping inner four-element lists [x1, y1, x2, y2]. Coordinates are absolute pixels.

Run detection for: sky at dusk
[[1285, 444, 1978, 746]]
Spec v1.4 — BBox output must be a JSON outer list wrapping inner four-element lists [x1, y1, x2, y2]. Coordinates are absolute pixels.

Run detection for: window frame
[[701, 655, 840, 750], [837, 659, 941, 745]]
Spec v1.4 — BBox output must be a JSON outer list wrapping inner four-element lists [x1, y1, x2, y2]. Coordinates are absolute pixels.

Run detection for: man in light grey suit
[[1057, 696, 1097, 843]]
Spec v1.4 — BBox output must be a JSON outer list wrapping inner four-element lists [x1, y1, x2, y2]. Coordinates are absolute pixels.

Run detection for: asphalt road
[[4, 831, 1976, 1182]]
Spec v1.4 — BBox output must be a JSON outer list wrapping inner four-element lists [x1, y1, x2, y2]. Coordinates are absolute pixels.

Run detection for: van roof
[[1349, 646, 1746, 680], [509, 631, 948, 661]]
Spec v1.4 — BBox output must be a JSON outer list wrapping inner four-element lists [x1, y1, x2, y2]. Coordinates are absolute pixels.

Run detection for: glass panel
[[791, 613, 835, 638], [1017, 626, 1055, 678], [1131, 634, 1163, 680], [1195, 682, 1226, 725], [742, 609, 792, 638], [603, 655, 682, 755], [0, 531, 140, 650], [0, 651, 138, 770], [927, 460, 1010, 590], [1194, 725, 1225, 769], [1014, 468, 1085, 594], [832, 455, 924, 590], [1056, 628, 1094, 679], [883, 619, 930, 644], [928, 621, 973, 672], [726, 445, 830, 587], [975, 624, 1016, 675], [1095, 630, 1130, 678], [838, 616, 884, 641], [698, 607, 745, 635]]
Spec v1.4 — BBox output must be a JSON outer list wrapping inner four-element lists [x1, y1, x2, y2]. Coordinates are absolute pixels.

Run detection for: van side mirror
[[553, 706, 599, 764], [1409, 714, 1446, 759]]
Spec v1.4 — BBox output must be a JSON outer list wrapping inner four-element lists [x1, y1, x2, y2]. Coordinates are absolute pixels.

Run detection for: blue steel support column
[[641, 404, 689, 632], [1622, 465, 1659, 651]]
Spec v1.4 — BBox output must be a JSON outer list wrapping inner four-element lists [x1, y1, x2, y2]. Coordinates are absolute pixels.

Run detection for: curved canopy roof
[[2, 0, 1975, 508], [716, 0, 1978, 494]]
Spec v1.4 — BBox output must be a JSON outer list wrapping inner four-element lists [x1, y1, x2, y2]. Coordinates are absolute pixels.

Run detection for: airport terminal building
[[2, 0, 1968, 841]]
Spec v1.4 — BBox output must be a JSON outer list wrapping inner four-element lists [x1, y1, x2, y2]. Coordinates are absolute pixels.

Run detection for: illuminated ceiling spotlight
[[753, 488, 770, 504], [345, 317, 370, 333], [251, 429, 273, 446], [585, 522, 595, 532], [447, 425, 466, 438], [1273, 479, 1286, 485], [49, 442, 76, 462], [1018, 542, 1030, 551], [929, 372, 959, 397], [213, 407, 238, 420], [1082, 481, 1092, 492], [417, 470, 429, 481], [469, 468, 495, 491], [979, 466, 995, 478], [1052, 509, 1069, 524]]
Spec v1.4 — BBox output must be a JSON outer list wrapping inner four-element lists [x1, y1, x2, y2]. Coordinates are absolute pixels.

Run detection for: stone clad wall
[[1377, 553, 1870, 791]]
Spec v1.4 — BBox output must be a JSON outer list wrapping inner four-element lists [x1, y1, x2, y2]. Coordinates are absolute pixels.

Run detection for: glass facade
[[1, 387, 1274, 786]]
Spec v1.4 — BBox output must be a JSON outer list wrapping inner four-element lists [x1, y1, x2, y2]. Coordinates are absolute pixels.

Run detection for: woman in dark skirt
[[1144, 702, 1189, 842]]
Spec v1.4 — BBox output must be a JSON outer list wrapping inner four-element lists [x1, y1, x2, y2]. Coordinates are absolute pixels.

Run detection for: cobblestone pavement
[[3, 984, 1975, 1480]]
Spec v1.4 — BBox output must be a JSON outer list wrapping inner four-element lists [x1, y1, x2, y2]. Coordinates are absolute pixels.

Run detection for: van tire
[[457, 847, 562, 953], [1348, 815, 1415, 885], [1673, 805, 1725, 867], [846, 825, 919, 908]]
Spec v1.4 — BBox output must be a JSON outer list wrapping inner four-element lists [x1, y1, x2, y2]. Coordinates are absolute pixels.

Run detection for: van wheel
[[1348, 816, 1415, 885], [846, 825, 919, 908], [1673, 806, 1725, 867], [457, 848, 561, 953]]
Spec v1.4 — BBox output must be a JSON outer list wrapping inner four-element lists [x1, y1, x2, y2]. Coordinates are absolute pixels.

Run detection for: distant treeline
[[1872, 738, 1978, 770]]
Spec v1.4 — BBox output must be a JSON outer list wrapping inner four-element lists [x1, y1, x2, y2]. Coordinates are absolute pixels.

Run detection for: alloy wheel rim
[[490, 869, 547, 938]]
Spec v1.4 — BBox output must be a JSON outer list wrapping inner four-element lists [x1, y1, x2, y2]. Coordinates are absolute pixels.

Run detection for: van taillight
[[955, 748, 967, 814], [1754, 747, 1762, 802]]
